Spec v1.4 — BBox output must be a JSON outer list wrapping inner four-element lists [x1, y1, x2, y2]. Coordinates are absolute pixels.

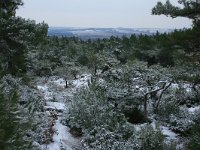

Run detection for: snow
[[51, 78, 66, 87], [37, 85, 53, 100], [37, 74, 91, 150], [45, 102, 65, 111], [133, 123, 146, 131], [72, 74, 91, 89], [171, 83, 193, 93], [161, 126, 177, 140], [46, 118, 80, 150], [37, 85, 48, 91], [183, 84, 192, 93], [171, 83, 179, 89], [150, 121, 178, 141], [188, 105, 200, 114], [134, 121, 178, 141], [38, 74, 187, 149]]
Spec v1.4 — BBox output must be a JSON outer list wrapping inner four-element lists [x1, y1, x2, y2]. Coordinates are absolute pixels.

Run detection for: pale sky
[[16, 0, 192, 28]]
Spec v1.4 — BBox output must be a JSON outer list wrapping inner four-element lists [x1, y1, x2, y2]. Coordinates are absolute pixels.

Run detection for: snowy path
[[36, 74, 91, 150]]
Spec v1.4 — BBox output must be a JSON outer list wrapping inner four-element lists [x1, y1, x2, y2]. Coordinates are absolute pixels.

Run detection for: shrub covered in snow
[[0, 75, 48, 149], [168, 108, 195, 134], [157, 96, 180, 122], [188, 117, 200, 150], [139, 125, 164, 150], [67, 83, 134, 149], [68, 83, 126, 133], [67, 82, 170, 149]]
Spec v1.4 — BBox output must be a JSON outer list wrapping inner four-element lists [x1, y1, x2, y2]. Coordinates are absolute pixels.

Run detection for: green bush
[[67, 83, 168, 150], [0, 78, 33, 149], [140, 125, 164, 150], [67, 83, 136, 149], [123, 107, 146, 124], [188, 118, 200, 150], [77, 55, 89, 66], [157, 97, 180, 122], [68, 83, 126, 131], [0, 75, 48, 149]]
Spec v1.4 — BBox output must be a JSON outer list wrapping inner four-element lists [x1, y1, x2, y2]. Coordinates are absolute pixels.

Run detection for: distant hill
[[48, 27, 173, 39]]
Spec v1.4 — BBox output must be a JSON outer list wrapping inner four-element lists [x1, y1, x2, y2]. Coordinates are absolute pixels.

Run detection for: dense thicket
[[0, 0, 200, 149], [0, 0, 48, 149]]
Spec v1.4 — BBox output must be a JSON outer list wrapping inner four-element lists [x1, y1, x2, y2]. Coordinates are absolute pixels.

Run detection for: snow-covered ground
[[36, 74, 198, 150], [36, 74, 91, 150], [134, 121, 179, 146], [188, 105, 200, 114], [151, 121, 178, 142], [161, 126, 177, 141], [46, 118, 79, 150]]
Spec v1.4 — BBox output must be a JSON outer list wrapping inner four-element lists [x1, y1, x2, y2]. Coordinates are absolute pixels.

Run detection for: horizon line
[[48, 26, 190, 30]]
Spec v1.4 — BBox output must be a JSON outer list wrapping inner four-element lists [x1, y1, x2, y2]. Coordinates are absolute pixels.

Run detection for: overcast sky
[[16, 0, 192, 28]]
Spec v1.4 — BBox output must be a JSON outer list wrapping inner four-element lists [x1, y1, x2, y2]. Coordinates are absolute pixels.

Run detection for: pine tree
[[152, 0, 200, 27], [152, 0, 200, 61], [0, 0, 23, 18], [0, 0, 48, 75]]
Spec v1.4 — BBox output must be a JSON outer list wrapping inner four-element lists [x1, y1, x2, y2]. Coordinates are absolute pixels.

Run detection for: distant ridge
[[48, 27, 173, 39]]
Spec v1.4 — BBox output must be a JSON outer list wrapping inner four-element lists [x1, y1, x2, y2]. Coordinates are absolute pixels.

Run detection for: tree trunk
[[144, 94, 148, 121]]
